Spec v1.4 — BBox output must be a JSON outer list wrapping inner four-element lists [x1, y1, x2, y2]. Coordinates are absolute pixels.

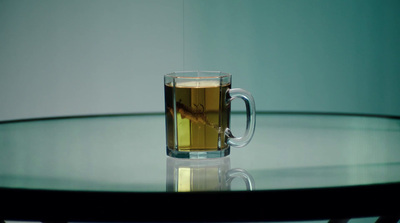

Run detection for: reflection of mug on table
[[166, 157, 255, 192], [164, 71, 256, 159]]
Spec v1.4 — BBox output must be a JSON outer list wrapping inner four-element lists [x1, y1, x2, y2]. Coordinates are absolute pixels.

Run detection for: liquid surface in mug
[[165, 81, 231, 151]]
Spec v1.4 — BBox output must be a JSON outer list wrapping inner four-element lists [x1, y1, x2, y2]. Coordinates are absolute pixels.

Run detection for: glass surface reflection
[[166, 157, 255, 192]]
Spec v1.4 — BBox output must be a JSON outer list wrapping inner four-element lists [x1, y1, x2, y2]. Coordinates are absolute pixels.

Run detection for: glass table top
[[1, 112, 400, 193]]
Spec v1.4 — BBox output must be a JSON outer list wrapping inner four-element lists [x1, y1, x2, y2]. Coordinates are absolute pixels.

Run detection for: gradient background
[[1, 0, 399, 121]]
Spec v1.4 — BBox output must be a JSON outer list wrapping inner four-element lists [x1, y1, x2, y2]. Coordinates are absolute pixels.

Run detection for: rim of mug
[[165, 71, 231, 79]]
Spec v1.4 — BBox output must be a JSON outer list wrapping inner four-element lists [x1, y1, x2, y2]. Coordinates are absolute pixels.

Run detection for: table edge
[[1, 111, 399, 124], [1, 182, 399, 222]]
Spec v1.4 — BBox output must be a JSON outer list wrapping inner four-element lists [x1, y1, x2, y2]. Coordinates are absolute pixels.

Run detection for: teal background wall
[[1, 0, 399, 121]]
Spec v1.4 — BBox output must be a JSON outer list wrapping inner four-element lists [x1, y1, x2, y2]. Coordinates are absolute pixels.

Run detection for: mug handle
[[226, 168, 255, 191], [225, 88, 256, 148]]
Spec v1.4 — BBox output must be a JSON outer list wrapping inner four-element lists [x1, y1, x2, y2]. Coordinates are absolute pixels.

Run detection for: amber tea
[[164, 71, 255, 159], [165, 81, 231, 152]]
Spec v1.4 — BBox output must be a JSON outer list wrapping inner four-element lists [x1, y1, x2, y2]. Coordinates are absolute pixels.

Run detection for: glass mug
[[166, 157, 255, 192], [164, 71, 256, 159]]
